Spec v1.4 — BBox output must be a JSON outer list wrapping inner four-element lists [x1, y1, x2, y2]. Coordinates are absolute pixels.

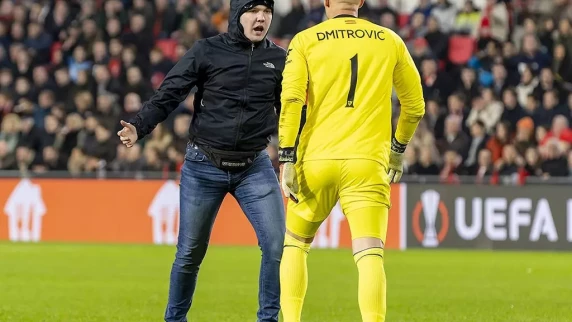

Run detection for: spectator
[[275, 0, 305, 38], [464, 120, 489, 172], [424, 16, 448, 61], [176, 18, 203, 49], [33, 146, 67, 172], [537, 89, 567, 127], [24, 22, 53, 65], [411, 0, 433, 20], [524, 94, 543, 125], [473, 148, 494, 178], [171, 114, 191, 152], [538, 17, 556, 55], [440, 150, 462, 183], [495, 144, 522, 176], [466, 95, 503, 134], [458, 67, 481, 105], [540, 115, 572, 146], [0, 139, 15, 170], [403, 146, 417, 175], [110, 143, 144, 176], [141, 145, 164, 172], [424, 98, 441, 130], [491, 63, 510, 98], [410, 37, 434, 70], [552, 43, 572, 83], [410, 145, 441, 175], [454, 0, 481, 37], [534, 68, 566, 103], [402, 13, 427, 45], [523, 146, 542, 177], [0, 114, 20, 153], [123, 66, 153, 101], [500, 87, 526, 130], [518, 34, 551, 75], [540, 140, 569, 177], [437, 114, 470, 160], [421, 58, 453, 112], [480, 0, 510, 43], [516, 65, 538, 107], [487, 121, 512, 163], [514, 116, 536, 155], [435, 93, 467, 140], [95, 93, 120, 131], [145, 123, 173, 153], [431, 0, 457, 34]]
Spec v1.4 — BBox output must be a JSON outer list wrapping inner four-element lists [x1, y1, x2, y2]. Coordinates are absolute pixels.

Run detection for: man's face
[[445, 118, 460, 135], [240, 5, 272, 43], [471, 124, 484, 137], [478, 150, 491, 167]]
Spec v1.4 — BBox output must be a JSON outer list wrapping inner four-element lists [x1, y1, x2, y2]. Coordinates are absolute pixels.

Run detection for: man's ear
[[359, 0, 365, 8], [324, 0, 330, 8]]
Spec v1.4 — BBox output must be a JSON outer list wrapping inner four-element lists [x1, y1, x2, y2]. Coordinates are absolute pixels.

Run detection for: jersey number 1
[[346, 54, 358, 108]]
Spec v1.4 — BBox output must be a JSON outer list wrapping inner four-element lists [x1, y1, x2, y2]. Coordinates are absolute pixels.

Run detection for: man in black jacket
[[117, 1, 286, 321]]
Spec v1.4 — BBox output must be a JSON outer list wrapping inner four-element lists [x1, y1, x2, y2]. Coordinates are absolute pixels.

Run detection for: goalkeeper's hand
[[280, 162, 299, 203], [279, 148, 299, 203], [388, 138, 406, 183]]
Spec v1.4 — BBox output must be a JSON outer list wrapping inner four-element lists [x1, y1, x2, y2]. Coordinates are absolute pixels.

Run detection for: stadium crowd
[[0, 0, 572, 183]]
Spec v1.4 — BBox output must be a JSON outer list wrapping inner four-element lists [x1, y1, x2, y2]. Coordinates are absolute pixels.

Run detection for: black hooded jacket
[[130, 0, 286, 152]]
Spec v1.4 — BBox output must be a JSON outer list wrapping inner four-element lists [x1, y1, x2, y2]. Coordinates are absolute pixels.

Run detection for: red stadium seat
[[155, 39, 178, 61], [448, 36, 475, 65], [398, 14, 409, 28]]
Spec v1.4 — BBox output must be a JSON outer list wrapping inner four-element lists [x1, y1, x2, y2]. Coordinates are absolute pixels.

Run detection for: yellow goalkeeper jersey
[[279, 14, 425, 165]]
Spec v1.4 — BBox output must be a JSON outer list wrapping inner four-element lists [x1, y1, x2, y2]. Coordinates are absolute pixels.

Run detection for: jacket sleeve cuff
[[129, 117, 146, 141]]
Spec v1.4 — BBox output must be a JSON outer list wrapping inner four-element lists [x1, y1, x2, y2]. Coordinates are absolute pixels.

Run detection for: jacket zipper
[[233, 44, 254, 150]]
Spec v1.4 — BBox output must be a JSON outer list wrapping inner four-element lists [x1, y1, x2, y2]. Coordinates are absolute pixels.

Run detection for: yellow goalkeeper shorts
[[286, 159, 390, 242]]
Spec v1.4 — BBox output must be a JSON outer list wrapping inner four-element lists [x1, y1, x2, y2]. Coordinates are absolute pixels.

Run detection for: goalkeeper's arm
[[278, 35, 308, 202], [392, 38, 425, 146], [388, 36, 425, 182]]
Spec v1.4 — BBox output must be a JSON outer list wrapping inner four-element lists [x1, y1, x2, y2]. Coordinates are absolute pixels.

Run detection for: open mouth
[[254, 26, 264, 32]]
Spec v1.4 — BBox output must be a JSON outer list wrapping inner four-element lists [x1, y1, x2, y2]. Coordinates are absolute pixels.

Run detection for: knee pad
[[353, 247, 384, 264], [284, 234, 311, 254]]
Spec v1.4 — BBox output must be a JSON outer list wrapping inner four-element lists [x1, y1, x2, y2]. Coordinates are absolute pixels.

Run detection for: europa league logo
[[420, 190, 441, 247]]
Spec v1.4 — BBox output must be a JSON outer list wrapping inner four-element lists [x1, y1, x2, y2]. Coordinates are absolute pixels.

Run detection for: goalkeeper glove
[[388, 138, 406, 183], [278, 148, 299, 203]]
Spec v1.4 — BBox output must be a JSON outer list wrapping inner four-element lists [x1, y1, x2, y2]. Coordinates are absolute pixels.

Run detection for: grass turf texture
[[1, 243, 571, 322]]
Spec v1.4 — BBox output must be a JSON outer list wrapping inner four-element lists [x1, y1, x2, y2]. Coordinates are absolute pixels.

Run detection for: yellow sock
[[354, 248, 387, 322], [280, 234, 311, 322]]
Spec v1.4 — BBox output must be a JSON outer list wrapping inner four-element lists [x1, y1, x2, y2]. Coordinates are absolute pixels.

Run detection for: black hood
[[228, 0, 274, 45]]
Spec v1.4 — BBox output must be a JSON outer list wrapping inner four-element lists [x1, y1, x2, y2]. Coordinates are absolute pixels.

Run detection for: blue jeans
[[164, 144, 286, 322]]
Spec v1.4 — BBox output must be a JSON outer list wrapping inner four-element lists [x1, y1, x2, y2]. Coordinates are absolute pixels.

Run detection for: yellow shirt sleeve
[[392, 36, 425, 145], [279, 35, 308, 149]]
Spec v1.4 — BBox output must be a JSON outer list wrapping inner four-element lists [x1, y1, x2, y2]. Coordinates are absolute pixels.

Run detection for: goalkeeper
[[277, 0, 425, 321]]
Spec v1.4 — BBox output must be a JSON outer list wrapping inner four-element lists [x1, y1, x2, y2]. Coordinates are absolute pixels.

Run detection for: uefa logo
[[411, 190, 450, 247]]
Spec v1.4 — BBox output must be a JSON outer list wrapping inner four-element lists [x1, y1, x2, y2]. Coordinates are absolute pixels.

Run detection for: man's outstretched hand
[[117, 120, 138, 148]]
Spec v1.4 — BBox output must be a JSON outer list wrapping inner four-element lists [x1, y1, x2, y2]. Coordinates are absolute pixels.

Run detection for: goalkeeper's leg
[[351, 221, 387, 322], [280, 230, 312, 322], [280, 160, 339, 322], [340, 159, 390, 322]]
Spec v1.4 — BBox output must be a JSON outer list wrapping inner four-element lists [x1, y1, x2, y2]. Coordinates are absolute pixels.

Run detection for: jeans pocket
[[185, 144, 206, 162]]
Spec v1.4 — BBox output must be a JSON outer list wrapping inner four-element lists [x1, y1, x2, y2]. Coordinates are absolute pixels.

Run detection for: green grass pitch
[[1, 243, 571, 322]]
